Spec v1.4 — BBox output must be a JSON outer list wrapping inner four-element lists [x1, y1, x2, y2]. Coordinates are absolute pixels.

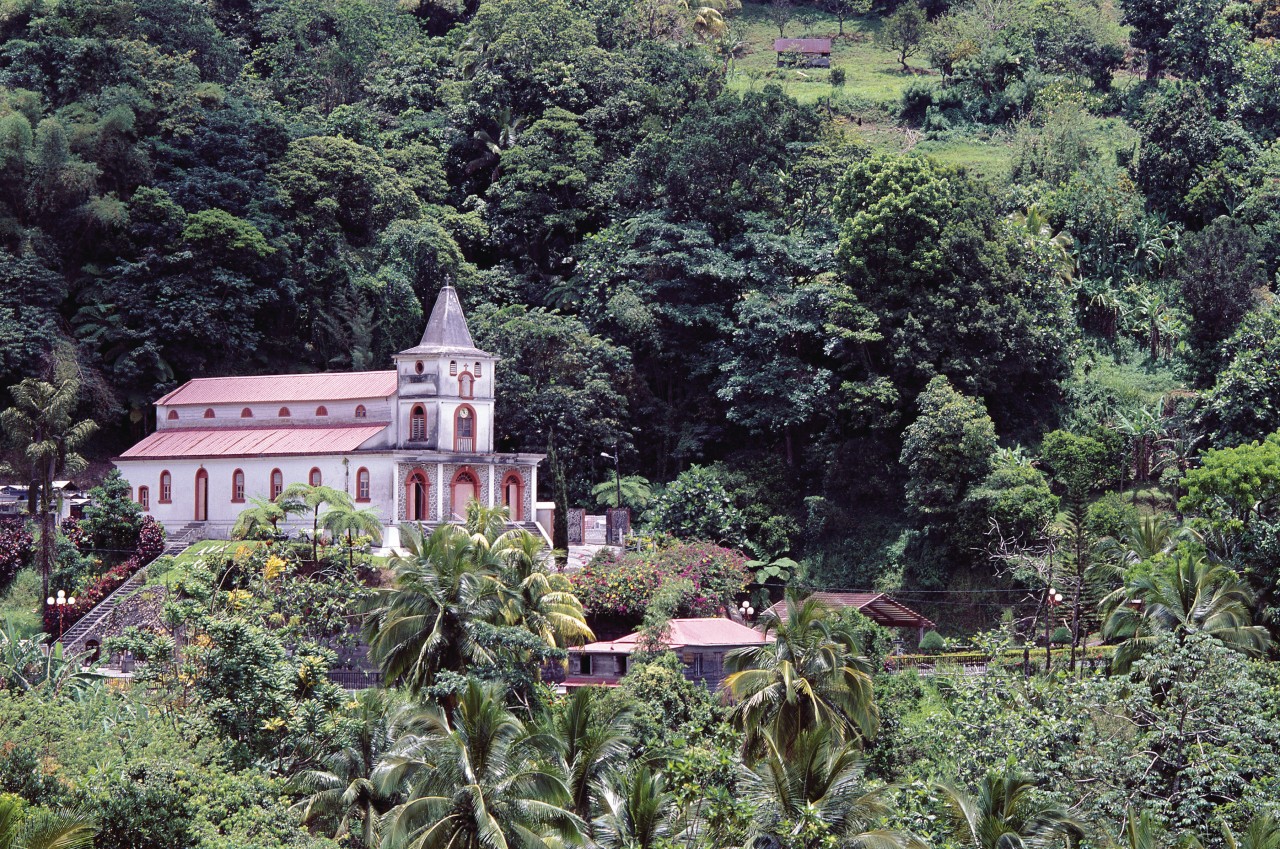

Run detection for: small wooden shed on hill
[[774, 37, 833, 67]]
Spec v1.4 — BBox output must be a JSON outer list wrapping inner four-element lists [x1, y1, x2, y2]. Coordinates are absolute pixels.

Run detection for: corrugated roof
[[580, 618, 770, 652], [399, 285, 491, 357], [774, 37, 832, 53], [762, 592, 936, 630], [156, 371, 398, 406], [117, 425, 388, 459]]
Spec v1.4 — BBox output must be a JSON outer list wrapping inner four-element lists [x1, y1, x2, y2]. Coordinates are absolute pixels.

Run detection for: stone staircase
[[58, 568, 150, 653], [162, 522, 204, 556]]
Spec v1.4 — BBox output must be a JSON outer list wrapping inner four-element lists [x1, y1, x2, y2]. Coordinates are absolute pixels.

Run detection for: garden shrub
[[0, 520, 32, 597], [919, 629, 945, 654], [572, 540, 749, 622]]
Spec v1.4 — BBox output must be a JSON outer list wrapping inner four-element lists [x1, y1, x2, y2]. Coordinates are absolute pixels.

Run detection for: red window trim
[[159, 470, 172, 503], [458, 371, 475, 400], [279, 407, 291, 417], [410, 404, 427, 441], [501, 471, 523, 521], [166, 409, 179, 420], [138, 486, 150, 512], [453, 404, 477, 452], [240, 407, 253, 418], [405, 467, 430, 521], [356, 467, 371, 502], [355, 404, 367, 419], [309, 467, 322, 487], [231, 468, 246, 503], [315, 405, 328, 417], [203, 408, 215, 419], [270, 468, 284, 500]]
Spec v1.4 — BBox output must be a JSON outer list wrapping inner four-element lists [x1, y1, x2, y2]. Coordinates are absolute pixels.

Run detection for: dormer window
[[203, 408, 215, 419], [279, 407, 290, 417], [241, 407, 253, 418], [166, 410, 179, 421], [459, 371, 474, 399], [316, 406, 328, 416], [410, 405, 427, 441], [355, 405, 367, 418]]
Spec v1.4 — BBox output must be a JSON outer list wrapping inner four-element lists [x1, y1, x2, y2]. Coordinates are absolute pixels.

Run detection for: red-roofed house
[[113, 286, 547, 545], [761, 592, 936, 638], [774, 37, 833, 67], [563, 618, 772, 690]]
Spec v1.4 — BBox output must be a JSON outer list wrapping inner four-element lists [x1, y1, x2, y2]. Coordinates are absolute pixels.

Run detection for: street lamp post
[[738, 599, 755, 622], [1045, 586, 1064, 672], [45, 589, 77, 637], [600, 449, 623, 545]]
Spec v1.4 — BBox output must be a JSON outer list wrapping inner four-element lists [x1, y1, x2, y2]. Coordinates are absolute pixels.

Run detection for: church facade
[[114, 287, 546, 546]]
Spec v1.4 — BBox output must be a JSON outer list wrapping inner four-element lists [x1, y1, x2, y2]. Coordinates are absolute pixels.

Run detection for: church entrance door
[[451, 470, 477, 521], [406, 470, 429, 522], [503, 473, 522, 521], [194, 469, 208, 521]]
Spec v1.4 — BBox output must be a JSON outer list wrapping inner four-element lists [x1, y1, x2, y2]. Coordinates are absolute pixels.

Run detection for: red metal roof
[[117, 425, 388, 459], [774, 38, 832, 53], [156, 371, 398, 406], [763, 592, 936, 630], [580, 618, 770, 652]]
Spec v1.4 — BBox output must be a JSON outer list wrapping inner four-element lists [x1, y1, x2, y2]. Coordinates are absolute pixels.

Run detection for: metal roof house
[[563, 618, 771, 691], [761, 592, 936, 638], [774, 37, 833, 67]]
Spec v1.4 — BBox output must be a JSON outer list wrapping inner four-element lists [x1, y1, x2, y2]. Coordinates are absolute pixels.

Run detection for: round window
[[415, 361, 424, 374]]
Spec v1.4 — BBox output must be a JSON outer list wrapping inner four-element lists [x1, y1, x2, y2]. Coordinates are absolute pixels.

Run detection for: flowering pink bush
[[571, 541, 750, 621], [45, 516, 166, 637]]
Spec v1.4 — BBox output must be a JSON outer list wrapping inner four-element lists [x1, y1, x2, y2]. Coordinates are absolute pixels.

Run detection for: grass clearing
[[0, 569, 43, 639]]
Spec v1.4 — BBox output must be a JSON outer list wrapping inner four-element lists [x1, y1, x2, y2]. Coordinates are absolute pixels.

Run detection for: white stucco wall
[[157, 398, 395, 430]]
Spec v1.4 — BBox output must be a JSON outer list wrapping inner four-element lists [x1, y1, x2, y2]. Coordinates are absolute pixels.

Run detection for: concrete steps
[[162, 523, 203, 556], [58, 568, 150, 653]]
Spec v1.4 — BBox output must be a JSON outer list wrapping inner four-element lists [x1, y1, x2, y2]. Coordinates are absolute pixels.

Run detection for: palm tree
[[1099, 515, 1183, 568], [321, 503, 384, 569], [291, 689, 420, 847], [232, 496, 297, 540], [1101, 550, 1273, 672], [375, 678, 586, 849], [1222, 813, 1280, 849], [1111, 809, 1174, 849], [496, 530, 593, 651], [364, 523, 506, 694], [543, 688, 634, 834], [0, 377, 96, 612], [724, 592, 878, 756], [936, 771, 1084, 849], [0, 795, 95, 849], [596, 766, 679, 849], [278, 483, 355, 562], [745, 725, 917, 849]]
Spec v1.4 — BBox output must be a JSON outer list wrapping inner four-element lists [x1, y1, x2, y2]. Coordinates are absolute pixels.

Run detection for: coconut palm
[[321, 503, 384, 569], [496, 530, 593, 651], [278, 483, 355, 562], [364, 523, 506, 694], [0, 377, 97, 610], [724, 592, 878, 755], [375, 678, 586, 849], [745, 725, 918, 849], [291, 689, 423, 847], [543, 687, 634, 833], [1222, 814, 1280, 849], [936, 771, 1085, 849], [1101, 550, 1273, 673], [596, 765, 679, 849], [0, 795, 95, 849]]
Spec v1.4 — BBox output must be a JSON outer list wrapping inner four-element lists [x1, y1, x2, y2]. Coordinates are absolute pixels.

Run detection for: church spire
[[420, 283, 475, 350]]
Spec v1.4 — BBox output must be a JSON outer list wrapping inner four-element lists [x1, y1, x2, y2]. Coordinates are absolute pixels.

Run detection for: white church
[[114, 286, 549, 547]]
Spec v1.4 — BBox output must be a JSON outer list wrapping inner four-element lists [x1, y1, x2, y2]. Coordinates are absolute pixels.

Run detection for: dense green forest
[[3, 1, 1280, 846], [6, 0, 1280, 615]]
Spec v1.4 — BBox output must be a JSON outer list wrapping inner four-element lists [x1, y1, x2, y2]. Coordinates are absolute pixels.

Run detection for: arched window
[[138, 486, 150, 511], [354, 404, 367, 419], [356, 467, 370, 502], [405, 468, 430, 521], [410, 405, 427, 441], [454, 405, 476, 452], [240, 407, 253, 418], [501, 471, 524, 521], [203, 408, 215, 419], [159, 471, 172, 503], [271, 469, 283, 500], [316, 406, 328, 417], [458, 371, 474, 399], [166, 409, 179, 421], [232, 469, 245, 502], [449, 360, 458, 376], [278, 407, 291, 417], [309, 467, 322, 487]]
